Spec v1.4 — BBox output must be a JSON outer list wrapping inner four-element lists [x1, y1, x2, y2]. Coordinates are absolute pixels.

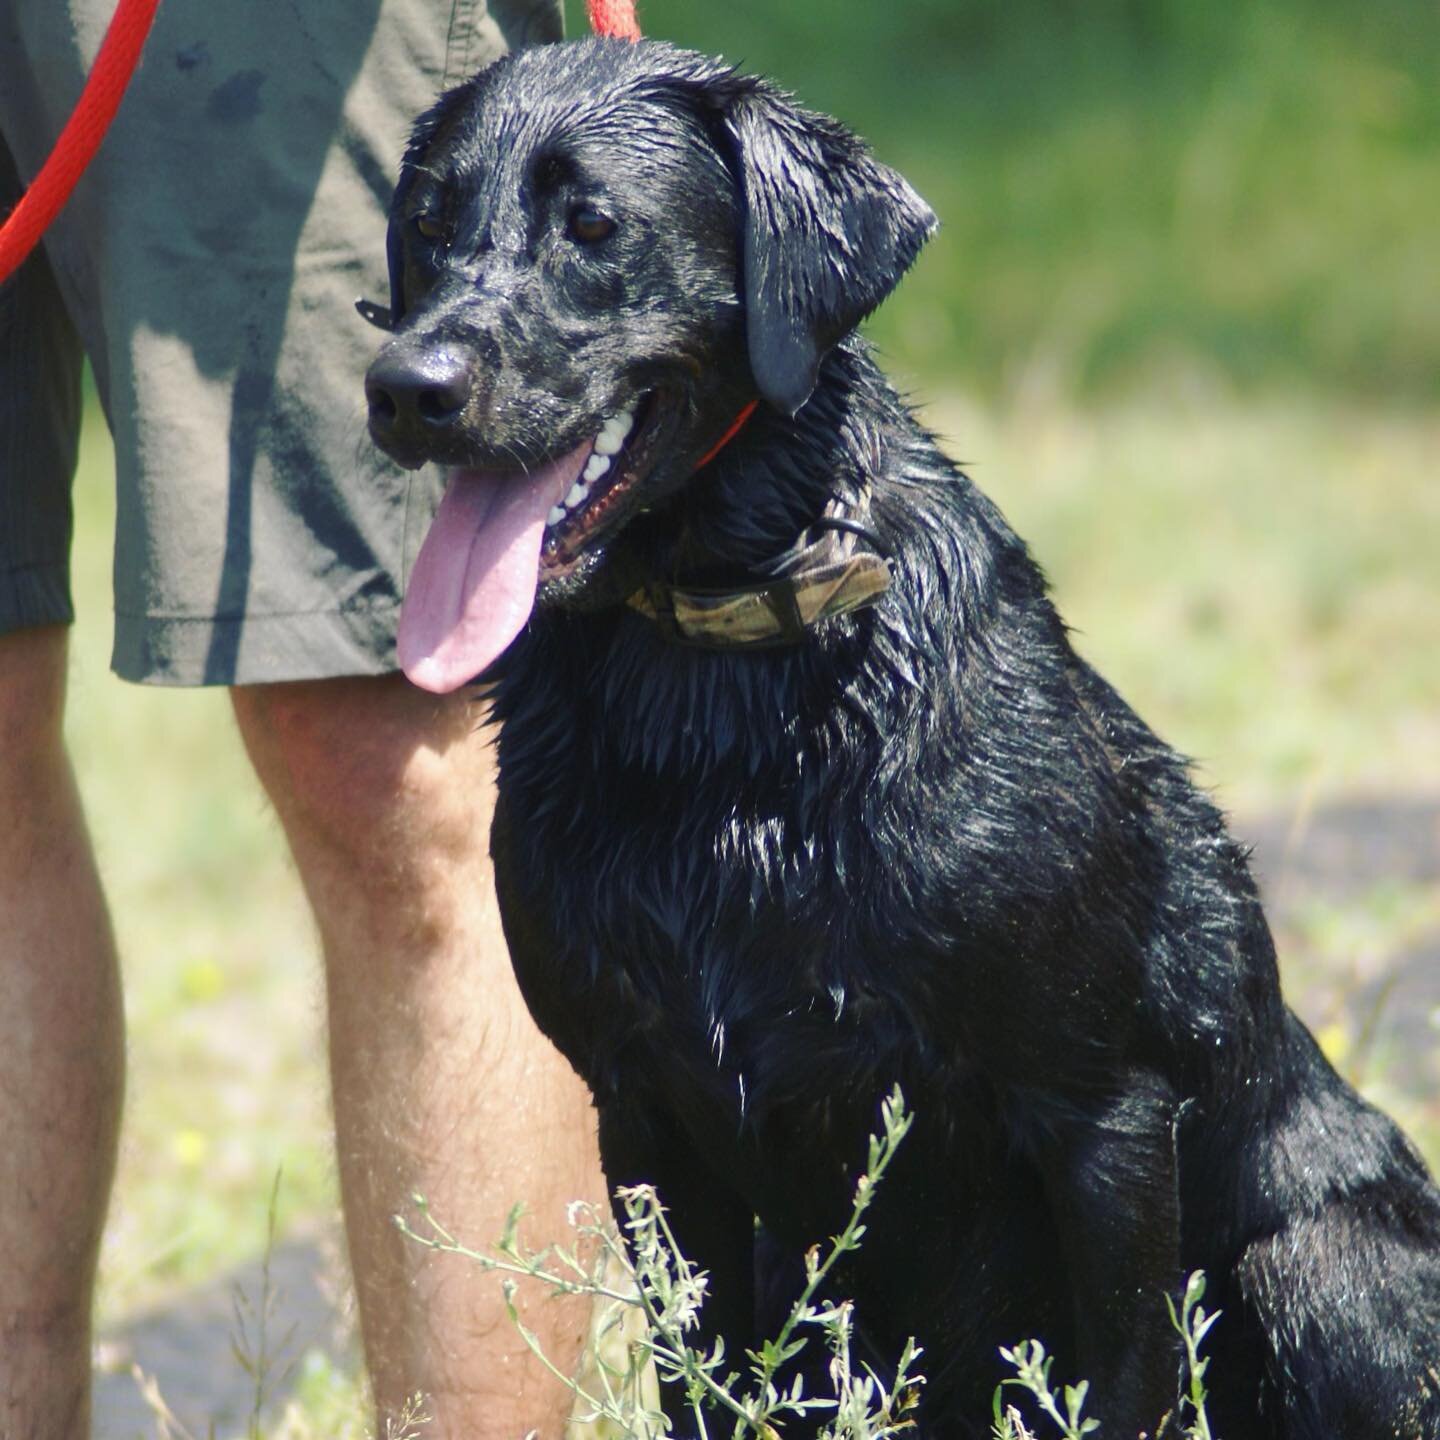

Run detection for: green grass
[[571, 0, 1440, 402], [926, 390, 1440, 808]]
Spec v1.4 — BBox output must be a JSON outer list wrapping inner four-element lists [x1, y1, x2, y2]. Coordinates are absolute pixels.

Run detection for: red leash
[[694, 399, 759, 469], [0, 0, 163, 285], [587, 0, 642, 42]]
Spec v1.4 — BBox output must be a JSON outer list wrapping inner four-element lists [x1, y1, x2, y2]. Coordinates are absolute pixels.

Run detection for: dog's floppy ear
[[720, 83, 937, 416]]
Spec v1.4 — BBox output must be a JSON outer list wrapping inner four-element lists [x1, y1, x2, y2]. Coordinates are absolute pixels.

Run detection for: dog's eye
[[568, 206, 616, 245], [413, 213, 446, 242]]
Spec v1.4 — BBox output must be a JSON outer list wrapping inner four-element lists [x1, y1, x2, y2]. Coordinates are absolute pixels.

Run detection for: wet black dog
[[364, 38, 1440, 1439]]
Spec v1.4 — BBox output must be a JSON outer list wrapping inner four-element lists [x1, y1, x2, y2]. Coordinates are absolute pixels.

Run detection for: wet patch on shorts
[[206, 70, 266, 125]]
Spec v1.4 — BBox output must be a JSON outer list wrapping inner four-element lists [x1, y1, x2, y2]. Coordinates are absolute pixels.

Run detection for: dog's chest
[[498, 735, 956, 1141]]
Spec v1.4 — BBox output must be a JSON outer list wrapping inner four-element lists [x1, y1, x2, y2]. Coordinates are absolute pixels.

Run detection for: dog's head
[[365, 39, 935, 692]]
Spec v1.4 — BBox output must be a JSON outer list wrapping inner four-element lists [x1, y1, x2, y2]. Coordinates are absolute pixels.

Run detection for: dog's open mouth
[[539, 392, 660, 576], [397, 393, 663, 693]]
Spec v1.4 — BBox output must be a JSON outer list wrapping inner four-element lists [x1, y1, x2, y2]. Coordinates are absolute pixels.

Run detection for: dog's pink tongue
[[398, 444, 589, 692]]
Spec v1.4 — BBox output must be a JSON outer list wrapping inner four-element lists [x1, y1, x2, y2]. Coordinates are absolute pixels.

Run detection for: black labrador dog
[[364, 38, 1440, 1439]]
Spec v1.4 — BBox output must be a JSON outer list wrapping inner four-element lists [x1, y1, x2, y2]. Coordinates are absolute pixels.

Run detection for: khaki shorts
[[0, 0, 562, 684]]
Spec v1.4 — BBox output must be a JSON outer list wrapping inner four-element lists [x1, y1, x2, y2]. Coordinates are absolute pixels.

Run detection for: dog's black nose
[[365, 348, 471, 440]]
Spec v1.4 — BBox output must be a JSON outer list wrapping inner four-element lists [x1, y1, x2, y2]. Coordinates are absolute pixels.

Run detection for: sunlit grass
[[922, 385, 1440, 810]]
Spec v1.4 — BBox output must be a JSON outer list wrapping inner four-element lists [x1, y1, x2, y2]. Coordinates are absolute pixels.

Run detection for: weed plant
[[399, 1087, 924, 1440], [396, 1089, 1218, 1440]]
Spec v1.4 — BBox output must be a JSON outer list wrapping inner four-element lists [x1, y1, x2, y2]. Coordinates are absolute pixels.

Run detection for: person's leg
[[0, 626, 124, 1440], [232, 675, 603, 1436], [0, 120, 117, 1436]]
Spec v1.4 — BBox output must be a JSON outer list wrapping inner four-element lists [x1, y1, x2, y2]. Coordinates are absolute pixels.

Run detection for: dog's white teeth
[[549, 408, 638, 529], [594, 409, 636, 456]]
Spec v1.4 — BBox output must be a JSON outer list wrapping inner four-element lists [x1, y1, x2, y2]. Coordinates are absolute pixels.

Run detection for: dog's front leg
[[1035, 1071, 1183, 1438], [596, 1103, 757, 1435]]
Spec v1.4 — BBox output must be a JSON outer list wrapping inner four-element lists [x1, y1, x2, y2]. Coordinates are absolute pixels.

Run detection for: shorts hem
[[0, 563, 76, 637], [112, 600, 402, 687]]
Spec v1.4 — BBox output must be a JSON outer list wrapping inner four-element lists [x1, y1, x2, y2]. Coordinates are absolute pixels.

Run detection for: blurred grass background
[[604, 0, 1440, 403], [61, 0, 1438, 1431]]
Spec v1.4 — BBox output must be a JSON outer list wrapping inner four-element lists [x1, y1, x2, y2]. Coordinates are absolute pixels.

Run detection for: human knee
[[231, 674, 494, 874]]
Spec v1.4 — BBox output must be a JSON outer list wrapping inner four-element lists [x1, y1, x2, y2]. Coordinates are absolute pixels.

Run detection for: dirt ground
[[94, 1231, 349, 1438], [91, 797, 1440, 1439]]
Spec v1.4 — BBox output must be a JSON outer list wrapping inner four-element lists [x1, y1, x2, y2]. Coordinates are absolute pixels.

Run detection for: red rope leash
[[586, 0, 642, 42], [694, 400, 759, 470], [0, 0, 162, 285]]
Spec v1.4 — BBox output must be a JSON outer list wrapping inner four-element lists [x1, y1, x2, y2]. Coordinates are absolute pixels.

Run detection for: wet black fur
[[371, 38, 1440, 1439]]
